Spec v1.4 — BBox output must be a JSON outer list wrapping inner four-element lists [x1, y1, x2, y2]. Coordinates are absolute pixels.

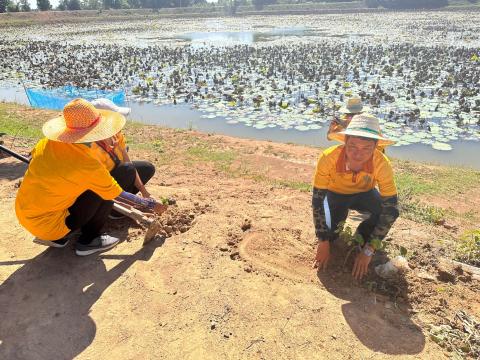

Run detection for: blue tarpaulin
[[25, 85, 125, 111]]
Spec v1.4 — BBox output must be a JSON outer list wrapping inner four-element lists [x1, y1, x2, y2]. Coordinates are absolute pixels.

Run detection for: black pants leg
[[323, 190, 382, 242], [110, 160, 155, 194], [350, 189, 382, 242], [324, 191, 353, 241], [65, 190, 113, 244]]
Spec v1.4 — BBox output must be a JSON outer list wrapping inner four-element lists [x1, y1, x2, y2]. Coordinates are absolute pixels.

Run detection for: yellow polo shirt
[[313, 145, 397, 197], [15, 138, 123, 241], [90, 132, 127, 171]]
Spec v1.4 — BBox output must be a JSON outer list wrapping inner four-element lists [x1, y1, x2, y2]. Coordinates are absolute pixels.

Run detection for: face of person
[[345, 136, 376, 171]]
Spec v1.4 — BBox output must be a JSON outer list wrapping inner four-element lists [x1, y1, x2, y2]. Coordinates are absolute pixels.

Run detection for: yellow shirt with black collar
[[313, 145, 397, 197]]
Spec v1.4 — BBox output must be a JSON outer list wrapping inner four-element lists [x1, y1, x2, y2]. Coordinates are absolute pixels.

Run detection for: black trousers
[[64, 161, 155, 244], [65, 191, 113, 244], [110, 161, 155, 194], [324, 189, 382, 242]]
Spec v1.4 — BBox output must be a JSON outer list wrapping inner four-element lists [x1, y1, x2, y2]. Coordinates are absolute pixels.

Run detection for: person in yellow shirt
[[312, 114, 399, 279], [15, 99, 166, 256], [327, 96, 368, 141], [327, 96, 387, 153], [91, 99, 155, 219]]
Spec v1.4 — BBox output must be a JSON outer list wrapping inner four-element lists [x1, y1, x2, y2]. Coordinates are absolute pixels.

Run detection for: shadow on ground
[[0, 229, 165, 360], [0, 158, 28, 181], [317, 240, 425, 355]]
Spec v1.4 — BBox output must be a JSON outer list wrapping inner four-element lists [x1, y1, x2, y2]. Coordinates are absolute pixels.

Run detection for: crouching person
[[312, 114, 399, 279], [15, 99, 166, 256], [90, 98, 155, 219]]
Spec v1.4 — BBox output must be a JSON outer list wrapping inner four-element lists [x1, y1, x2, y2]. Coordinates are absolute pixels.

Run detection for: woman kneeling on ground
[[90, 98, 155, 219], [15, 99, 166, 256]]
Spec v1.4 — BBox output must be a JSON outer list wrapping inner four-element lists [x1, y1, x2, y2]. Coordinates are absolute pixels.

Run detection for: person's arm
[[352, 195, 398, 280], [121, 147, 151, 198], [371, 195, 399, 242], [312, 150, 334, 270], [372, 156, 400, 244], [117, 191, 166, 214], [312, 187, 329, 241]]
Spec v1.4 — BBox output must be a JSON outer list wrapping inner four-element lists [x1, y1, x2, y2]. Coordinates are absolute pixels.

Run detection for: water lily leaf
[[432, 142, 452, 151]]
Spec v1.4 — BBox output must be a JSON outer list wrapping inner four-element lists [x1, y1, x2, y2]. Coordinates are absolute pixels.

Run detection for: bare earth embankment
[[1, 103, 479, 359]]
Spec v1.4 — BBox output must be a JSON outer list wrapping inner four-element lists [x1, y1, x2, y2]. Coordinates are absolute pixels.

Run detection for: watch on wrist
[[362, 244, 375, 257]]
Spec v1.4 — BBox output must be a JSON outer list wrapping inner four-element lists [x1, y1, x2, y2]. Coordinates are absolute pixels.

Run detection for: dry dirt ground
[[0, 113, 479, 359]]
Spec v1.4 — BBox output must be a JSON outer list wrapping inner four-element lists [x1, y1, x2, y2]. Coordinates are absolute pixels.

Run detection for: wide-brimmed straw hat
[[42, 98, 126, 143], [339, 96, 370, 114], [329, 113, 396, 146]]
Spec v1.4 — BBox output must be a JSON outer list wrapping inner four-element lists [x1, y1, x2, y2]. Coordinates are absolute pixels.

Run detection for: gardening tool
[[0, 144, 163, 244]]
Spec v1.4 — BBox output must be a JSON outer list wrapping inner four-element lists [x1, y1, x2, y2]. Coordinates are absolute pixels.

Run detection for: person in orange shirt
[[91, 98, 155, 219], [15, 99, 166, 256], [312, 114, 399, 279]]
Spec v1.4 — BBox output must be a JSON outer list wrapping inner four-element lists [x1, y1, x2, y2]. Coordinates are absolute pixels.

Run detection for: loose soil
[[0, 110, 479, 359]]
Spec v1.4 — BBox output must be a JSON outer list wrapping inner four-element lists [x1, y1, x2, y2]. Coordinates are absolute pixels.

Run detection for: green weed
[[455, 229, 480, 267]]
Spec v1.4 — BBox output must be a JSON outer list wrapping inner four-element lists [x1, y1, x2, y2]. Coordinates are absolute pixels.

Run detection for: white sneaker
[[75, 234, 120, 256]]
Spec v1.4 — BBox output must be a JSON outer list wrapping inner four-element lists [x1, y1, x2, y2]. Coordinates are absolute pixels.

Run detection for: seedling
[[335, 222, 387, 267]]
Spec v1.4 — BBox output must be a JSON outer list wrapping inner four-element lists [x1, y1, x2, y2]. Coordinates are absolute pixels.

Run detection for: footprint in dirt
[[239, 228, 317, 282]]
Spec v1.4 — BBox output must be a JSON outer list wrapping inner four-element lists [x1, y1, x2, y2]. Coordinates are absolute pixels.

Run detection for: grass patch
[[0, 106, 43, 139], [455, 229, 480, 267], [275, 179, 311, 192], [186, 143, 237, 171], [239, 170, 311, 192], [394, 160, 480, 196], [397, 187, 446, 224]]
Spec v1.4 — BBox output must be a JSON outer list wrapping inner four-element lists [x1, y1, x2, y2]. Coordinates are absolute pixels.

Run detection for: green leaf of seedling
[[370, 238, 382, 251], [354, 234, 364, 246], [400, 246, 408, 256]]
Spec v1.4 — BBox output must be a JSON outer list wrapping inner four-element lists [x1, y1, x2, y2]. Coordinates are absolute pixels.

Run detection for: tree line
[[366, 0, 479, 8], [0, 0, 211, 12], [2, 0, 476, 14]]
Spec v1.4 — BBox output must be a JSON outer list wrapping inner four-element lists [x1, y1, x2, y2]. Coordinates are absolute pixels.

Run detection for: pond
[[1, 84, 478, 169], [0, 11, 479, 168]]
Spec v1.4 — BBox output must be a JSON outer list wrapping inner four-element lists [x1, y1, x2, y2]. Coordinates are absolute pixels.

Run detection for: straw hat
[[339, 96, 370, 114], [42, 98, 126, 143], [91, 98, 131, 116], [329, 113, 396, 146]]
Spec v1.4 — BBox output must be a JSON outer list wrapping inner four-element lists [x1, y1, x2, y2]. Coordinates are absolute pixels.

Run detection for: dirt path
[[0, 126, 478, 359]]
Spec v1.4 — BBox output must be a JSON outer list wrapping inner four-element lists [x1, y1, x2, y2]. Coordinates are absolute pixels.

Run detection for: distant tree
[[364, 0, 378, 7], [19, 0, 30, 10], [126, 0, 139, 7], [171, 0, 193, 6], [467, 0, 478, 3], [252, 0, 276, 10], [149, 0, 170, 8], [379, 0, 448, 8], [102, 0, 113, 7], [0, 0, 8, 12], [37, 0, 52, 10], [57, 0, 68, 9], [67, 0, 81, 9], [7, 0, 20, 11]]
